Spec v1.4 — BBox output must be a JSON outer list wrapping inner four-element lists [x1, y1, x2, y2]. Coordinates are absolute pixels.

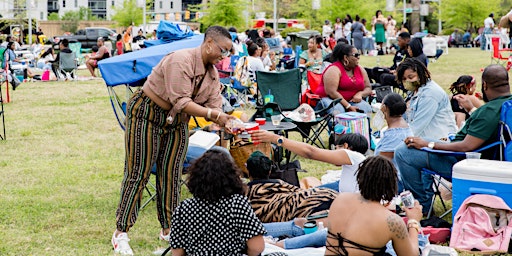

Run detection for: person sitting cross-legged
[[394, 64, 512, 215]]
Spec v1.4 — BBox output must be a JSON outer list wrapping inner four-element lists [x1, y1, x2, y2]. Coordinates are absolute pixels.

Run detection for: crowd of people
[[73, 15, 509, 256]]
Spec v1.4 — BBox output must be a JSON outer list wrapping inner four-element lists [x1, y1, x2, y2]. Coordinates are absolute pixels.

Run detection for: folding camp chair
[[58, 51, 77, 81], [419, 99, 512, 218], [68, 42, 85, 67], [255, 68, 339, 148], [490, 37, 512, 70]]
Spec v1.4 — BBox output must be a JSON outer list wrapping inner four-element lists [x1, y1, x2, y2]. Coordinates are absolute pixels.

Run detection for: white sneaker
[[112, 231, 134, 255]]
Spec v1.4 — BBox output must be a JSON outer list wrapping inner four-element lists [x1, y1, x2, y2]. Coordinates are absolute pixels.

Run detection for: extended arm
[[250, 130, 353, 166]]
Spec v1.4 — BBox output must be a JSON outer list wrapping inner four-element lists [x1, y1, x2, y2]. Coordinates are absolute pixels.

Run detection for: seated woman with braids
[[326, 156, 423, 256]]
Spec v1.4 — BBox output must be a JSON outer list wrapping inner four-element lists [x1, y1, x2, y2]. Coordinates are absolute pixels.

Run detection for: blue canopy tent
[[98, 35, 204, 129]]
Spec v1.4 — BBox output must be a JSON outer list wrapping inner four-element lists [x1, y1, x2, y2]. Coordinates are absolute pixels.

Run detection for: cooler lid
[[453, 159, 512, 184], [335, 112, 367, 120]]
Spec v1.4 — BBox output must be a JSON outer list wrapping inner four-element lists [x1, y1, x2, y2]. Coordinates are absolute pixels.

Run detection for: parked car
[[50, 27, 117, 49]]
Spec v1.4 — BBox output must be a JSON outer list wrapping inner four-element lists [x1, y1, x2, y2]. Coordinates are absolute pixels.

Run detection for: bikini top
[[325, 230, 388, 256]]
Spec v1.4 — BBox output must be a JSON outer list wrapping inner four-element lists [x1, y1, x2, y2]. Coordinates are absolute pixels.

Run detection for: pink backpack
[[450, 194, 512, 253]]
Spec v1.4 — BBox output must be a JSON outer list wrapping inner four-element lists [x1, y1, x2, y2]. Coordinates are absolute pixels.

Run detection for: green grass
[[0, 47, 499, 255]]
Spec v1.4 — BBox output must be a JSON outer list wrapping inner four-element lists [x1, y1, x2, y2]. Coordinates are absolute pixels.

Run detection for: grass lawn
[[0, 47, 499, 255]]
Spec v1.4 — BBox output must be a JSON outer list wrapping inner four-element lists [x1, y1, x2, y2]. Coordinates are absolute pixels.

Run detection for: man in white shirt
[[481, 13, 495, 50]]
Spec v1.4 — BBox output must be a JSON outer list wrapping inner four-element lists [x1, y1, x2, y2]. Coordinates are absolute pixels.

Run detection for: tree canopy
[[111, 0, 144, 27], [194, 0, 246, 30], [439, 0, 500, 32]]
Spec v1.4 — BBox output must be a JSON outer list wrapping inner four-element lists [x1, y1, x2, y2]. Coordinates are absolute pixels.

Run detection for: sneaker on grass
[[112, 231, 134, 255]]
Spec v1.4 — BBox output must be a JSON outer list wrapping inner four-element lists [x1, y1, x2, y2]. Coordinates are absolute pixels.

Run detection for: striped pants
[[115, 89, 188, 232]]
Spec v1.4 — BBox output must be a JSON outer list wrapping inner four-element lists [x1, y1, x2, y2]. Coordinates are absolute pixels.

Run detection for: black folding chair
[[254, 69, 339, 148]]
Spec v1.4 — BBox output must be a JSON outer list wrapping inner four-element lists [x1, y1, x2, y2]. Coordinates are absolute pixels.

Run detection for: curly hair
[[449, 75, 473, 95], [186, 149, 246, 202], [395, 57, 431, 86], [356, 156, 398, 202], [330, 43, 355, 63]]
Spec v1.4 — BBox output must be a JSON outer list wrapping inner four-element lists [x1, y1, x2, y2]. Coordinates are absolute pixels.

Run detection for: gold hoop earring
[[206, 46, 212, 55], [343, 60, 349, 66]]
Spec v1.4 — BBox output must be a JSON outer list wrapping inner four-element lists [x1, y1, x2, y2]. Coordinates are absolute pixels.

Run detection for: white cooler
[[452, 159, 512, 219]]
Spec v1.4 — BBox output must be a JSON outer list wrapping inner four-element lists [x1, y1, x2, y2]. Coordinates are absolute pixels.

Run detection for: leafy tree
[[255, 0, 388, 31], [61, 10, 80, 32], [48, 13, 60, 20], [434, 0, 500, 32], [111, 0, 143, 27], [194, 0, 246, 29]]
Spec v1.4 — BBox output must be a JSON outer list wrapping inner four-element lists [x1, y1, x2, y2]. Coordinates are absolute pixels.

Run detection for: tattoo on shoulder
[[386, 214, 408, 239]]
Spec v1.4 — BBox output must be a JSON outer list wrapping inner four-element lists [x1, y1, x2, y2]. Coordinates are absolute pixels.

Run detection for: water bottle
[[376, 56, 381, 66], [280, 62, 285, 71]]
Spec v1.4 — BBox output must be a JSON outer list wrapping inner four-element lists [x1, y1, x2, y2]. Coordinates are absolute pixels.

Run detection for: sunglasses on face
[[213, 41, 231, 57], [348, 53, 361, 58]]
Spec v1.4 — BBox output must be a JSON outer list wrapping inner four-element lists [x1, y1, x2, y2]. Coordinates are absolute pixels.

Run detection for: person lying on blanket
[[245, 151, 337, 223]]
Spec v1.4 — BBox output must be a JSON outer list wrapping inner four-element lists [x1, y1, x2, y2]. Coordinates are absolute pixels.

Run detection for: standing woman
[[334, 17, 344, 40], [396, 58, 457, 139], [374, 10, 387, 53], [123, 25, 133, 53], [481, 13, 495, 50], [314, 43, 373, 114], [351, 15, 365, 54], [343, 18, 353, 44], [111, 26, 235, 255]]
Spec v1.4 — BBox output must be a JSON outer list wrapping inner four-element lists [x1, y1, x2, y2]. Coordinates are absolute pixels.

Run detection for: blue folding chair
[[420, 99, 512, 218]]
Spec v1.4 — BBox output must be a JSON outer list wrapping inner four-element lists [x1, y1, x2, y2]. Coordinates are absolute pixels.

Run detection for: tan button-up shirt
[[144, 46, 222, 123]]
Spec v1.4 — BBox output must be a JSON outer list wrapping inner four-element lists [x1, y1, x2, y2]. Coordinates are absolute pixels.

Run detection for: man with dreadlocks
[[395, 64, 512, 216]]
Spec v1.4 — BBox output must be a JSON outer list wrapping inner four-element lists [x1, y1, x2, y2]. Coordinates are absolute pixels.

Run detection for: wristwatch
[[428, 141, 435, 149], [276, 136, 284, 146]]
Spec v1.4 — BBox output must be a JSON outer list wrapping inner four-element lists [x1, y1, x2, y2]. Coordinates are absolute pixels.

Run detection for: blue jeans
[[263, 220, 305, 238], [283, 229, 327, 249], [394, 143, 459, 213], [316, 97, 373, 115], [263, 220, 327, 249], [318, 180, 339, 192]]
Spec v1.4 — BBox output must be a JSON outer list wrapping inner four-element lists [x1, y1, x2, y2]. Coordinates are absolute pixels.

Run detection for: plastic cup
[[244, 123, 260, 144], [465, 152, 481, 159], [303, 221, 318, 234], [264, 94, 274, 104], [255, 118, 266, 125], [271, 115, 282, 126]]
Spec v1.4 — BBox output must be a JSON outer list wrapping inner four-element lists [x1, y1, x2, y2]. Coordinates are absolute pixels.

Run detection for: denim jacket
[[405, 80, 457, 139]]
